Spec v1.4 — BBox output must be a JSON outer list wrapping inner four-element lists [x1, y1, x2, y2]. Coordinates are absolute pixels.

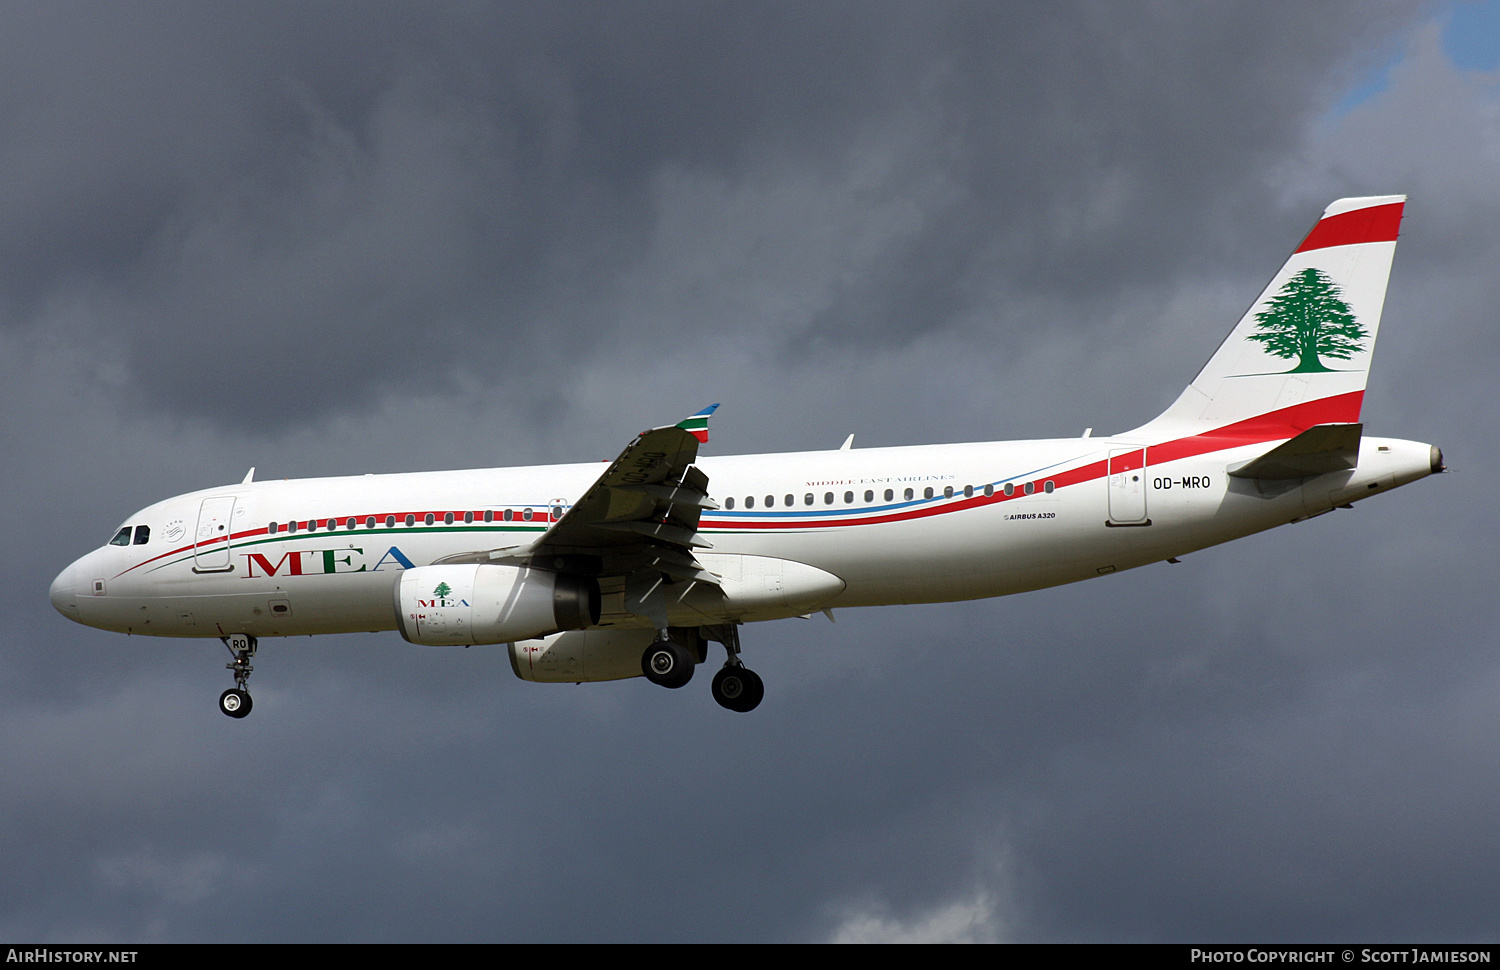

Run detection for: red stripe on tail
[[1294, 202, 1403, 254]]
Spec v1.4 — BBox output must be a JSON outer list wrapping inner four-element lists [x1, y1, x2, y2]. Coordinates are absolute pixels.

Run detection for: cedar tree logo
[[1247, 268, 1367, 373], [418, 580, 468, 609]]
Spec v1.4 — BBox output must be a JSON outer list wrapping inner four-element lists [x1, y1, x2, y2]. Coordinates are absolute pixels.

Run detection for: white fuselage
[[49, 431, 1437, 641]]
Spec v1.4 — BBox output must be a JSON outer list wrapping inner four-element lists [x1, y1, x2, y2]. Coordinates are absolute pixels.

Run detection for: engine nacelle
[[510, 627, 707, 683], [394, 564, 600, 646]]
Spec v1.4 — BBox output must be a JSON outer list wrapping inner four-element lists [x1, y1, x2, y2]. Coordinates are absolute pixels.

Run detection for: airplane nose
[[50, 563, 80, 619]]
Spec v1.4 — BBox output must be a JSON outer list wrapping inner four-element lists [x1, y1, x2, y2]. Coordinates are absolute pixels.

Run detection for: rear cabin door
[[1107, 448, 1149, 526]]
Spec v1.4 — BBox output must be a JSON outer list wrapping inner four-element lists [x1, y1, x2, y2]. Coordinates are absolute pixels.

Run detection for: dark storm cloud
[[0, 2, 1421, 433]]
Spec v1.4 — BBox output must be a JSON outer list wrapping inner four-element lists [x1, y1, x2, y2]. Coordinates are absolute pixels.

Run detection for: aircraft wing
[[434, 406, 723, 597]]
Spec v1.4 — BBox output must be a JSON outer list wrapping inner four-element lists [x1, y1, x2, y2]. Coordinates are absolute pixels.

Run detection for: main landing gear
[[640, 624, 764, 713], [710, 664, 764, 714], [641, 637, 696, 690], [218, 633, 257, 718]]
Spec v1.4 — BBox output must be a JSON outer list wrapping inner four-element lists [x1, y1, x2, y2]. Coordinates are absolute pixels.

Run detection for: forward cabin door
[[193, 496, 238, 571]]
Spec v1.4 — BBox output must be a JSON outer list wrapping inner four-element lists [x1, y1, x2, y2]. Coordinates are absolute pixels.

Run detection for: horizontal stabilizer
[[1227, 423, 1362, 480]]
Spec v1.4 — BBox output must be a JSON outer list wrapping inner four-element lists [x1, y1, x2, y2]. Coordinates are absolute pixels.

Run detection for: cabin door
[[193, 496, 238, 571], [1107, 448, 1149, 525]]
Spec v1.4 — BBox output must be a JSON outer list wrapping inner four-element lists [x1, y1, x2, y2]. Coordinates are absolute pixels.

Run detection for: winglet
[[676, 404, 720, 444]]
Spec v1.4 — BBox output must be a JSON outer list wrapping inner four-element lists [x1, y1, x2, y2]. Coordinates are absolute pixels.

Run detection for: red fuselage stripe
[[707, 391, 1365, 531]]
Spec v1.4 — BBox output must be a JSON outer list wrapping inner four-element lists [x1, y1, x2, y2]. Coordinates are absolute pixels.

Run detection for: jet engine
[[509, 627, 708, 683], [394, 563, 599, 646]]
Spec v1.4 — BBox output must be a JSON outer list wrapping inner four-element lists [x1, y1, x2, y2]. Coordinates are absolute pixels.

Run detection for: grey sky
[[5, 1, 1496, 941]]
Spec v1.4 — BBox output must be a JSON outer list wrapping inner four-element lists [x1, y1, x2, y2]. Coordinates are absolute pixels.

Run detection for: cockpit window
[[109, 527, 132, 546], [133, 525, 150, 545]]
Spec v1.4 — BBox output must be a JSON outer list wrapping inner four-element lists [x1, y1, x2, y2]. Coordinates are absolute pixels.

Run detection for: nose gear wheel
[[219, 634, 258, 718]]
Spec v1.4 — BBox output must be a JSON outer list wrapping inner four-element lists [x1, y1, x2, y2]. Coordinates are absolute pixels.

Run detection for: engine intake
[[394, 564, 600, 646]]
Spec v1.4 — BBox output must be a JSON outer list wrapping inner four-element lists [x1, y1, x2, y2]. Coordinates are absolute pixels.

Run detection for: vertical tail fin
[[1129, 196, 1405, 439]]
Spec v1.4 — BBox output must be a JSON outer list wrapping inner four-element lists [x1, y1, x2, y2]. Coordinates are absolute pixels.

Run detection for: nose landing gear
[[218, 633, 257, 718]]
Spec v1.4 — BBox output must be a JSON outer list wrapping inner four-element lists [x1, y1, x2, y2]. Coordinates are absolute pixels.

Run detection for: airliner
[[49, 195, 1442, 717]]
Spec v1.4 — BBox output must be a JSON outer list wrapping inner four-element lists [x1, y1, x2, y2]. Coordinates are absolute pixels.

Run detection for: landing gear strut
[[219, 633, 257, 718], [640, 624, 765, 711], [706, 623, 763, 713]]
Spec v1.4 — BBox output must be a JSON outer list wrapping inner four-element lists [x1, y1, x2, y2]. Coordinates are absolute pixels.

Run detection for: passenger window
[[405, 514, 415, 527], [964, 485, 973, 498], [464, 511, 474, 524], [444, 512, 454, 525], [484, 510, 494, 522], [1024, 482, 1034, 495], [386, 515, 396, 528], [504, 509, 514, 521], [523, 508, 533, 521], [943, 486, 954, 499], [1003, 483, 1014, 497], [924, 487, 934, 500], [746, 496, 755, 509], [725, 497, 735, 510], [133, 525, 150, 545], [268, 522, 279, 535], [864, 490, 873, 502], [765, 495, 774, 508], [804, 494, 814, 506], [884, 489, 893, 502], [904, 488, 914, 501], [824, 492, 834, 505], [1044, 480, 1055, 493], [843, 491, 853, 504], [366, 517, 376, 529], [984, 484, 994, 497]]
